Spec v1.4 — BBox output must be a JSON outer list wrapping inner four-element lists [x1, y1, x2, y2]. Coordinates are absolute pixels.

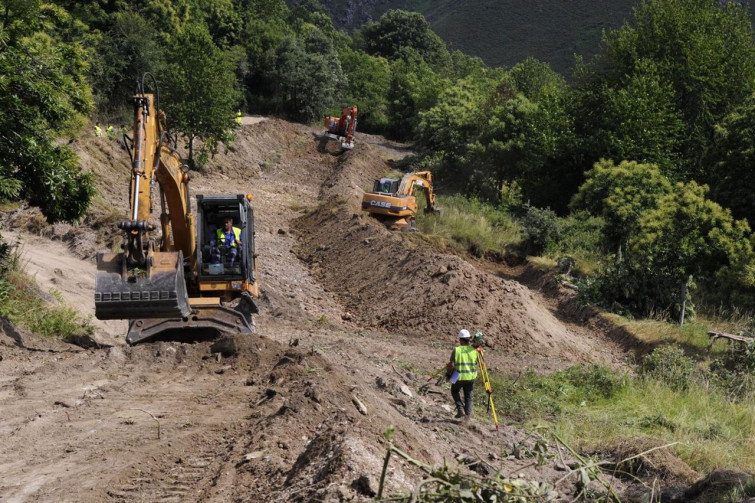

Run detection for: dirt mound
[[294, 154, 601, 361]]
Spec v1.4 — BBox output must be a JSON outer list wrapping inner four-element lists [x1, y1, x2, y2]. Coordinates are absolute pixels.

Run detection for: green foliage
[[629, 182, 754, 309], [0, 269, 93, 340], [161, 22, 242, 168], [417, 76, 488, 158], [264, 29, 344, 122], [386, 55, 447, 140], [338, 48, 390, 132], [573, 59, 685, 178], [544, 211, 604, 274], [492, 365, 627, 421], [464, 63, 577, 210], [708, 95, 755, 228], [193, 0, 243, 49], [356, 9, 451, 71], [710, 341, 755, 401], [571, 159, 673, 251], [641, 345, 695, 391], [88, 10, 166, 116], [583, 0, 755, 180], [0, 2, 95, 223], [518, 204, 561, 255]]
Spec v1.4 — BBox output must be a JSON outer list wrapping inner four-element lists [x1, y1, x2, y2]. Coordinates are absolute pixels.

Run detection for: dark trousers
[[451, 380, 474, 416]]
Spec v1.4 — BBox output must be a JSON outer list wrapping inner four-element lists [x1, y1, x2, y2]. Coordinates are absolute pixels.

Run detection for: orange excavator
[[324, 106, 358, 150], [361, 171, 441, 230], [94, 74, 260, 344]]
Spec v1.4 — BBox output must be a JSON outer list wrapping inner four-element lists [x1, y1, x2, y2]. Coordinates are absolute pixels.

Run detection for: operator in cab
[[211, 217, 242, 267]]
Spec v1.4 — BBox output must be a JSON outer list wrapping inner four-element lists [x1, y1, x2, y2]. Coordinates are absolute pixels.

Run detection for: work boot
[[455, 408, 465, 418]]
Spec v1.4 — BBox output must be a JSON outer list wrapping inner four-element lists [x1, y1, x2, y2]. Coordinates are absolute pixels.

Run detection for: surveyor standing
[[449, 329, 479, 419]]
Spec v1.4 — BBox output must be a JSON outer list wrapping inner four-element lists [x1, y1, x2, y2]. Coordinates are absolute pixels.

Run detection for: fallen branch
[[128, 408, 161, 439]]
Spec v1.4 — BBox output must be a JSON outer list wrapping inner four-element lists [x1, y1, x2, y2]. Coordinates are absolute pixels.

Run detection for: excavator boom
[[95, 88, 192, 321]]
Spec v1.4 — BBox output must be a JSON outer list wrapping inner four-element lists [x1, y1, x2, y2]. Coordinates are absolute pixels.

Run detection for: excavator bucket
[[94, 251, 192, 320]]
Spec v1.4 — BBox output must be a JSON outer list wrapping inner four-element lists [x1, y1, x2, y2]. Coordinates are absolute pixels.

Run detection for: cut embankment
[[294, 150, 604, 362]]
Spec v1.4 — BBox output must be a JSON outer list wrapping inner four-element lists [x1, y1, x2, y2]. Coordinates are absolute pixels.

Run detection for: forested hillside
[[303, 0, 637, 74], [4, 0, 755, 326]]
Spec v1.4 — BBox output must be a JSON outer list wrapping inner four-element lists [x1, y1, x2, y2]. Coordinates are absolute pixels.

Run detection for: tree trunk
[[188, 135, 195, 169], [679, 276, 690, 326]]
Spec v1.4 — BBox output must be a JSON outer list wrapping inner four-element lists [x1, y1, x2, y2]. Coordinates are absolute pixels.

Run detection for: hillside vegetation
[[310, 0, 637, 74]]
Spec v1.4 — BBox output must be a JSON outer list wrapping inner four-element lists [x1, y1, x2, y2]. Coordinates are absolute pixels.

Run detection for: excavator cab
[[373, 178, 399, 194], [196, 194, 258, 287]]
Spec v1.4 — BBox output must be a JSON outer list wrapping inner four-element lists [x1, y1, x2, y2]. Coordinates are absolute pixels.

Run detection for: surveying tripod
[[474, 332, 499, 431]]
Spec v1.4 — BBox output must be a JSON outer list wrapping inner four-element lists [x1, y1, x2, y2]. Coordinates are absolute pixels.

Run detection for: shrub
[[641, 345, 695, 391], [519, 204, 560, 255], [710, 341, 755, 401]]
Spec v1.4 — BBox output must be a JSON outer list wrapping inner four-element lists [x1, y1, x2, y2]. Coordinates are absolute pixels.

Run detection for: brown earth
[[0, 118, 700, 502]]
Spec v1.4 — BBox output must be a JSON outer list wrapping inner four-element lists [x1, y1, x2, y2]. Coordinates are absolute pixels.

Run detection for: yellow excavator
[[94, 74, 260, 344], [361, 171, 441, 230]]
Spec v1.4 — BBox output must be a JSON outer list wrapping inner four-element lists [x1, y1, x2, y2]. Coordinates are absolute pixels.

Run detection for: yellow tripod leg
[[477, 352, 499, 431]]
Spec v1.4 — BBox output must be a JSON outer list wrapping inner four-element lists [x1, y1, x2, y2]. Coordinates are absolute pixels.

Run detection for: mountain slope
[[308, 0, 637, 74]]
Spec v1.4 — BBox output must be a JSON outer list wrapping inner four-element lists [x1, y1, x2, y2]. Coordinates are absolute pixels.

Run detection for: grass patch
[[416, 194, 522, 257], [603, 313, 728, 356], [488, 363, 755, 473], [0, 239, 92, 340], [0, 269, 93, 339]]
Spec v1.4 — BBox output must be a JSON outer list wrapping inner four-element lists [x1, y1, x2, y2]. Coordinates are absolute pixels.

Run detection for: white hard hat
[[458, 329, 471, 339]]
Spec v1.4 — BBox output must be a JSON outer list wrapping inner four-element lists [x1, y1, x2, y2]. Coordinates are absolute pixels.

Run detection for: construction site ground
[[0, 119, 700, 502]]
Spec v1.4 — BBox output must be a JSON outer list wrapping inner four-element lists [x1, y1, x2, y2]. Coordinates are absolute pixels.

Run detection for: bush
[[518, 204, 560, 255], [710, 341, 755, 401], [641, 345, 695, 391]]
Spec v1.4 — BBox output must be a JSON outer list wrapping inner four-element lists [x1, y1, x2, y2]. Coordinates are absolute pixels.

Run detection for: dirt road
[[0, 120, 653, 501]]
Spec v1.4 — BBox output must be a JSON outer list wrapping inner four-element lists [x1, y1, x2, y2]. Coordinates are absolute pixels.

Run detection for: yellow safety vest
[[217, 227, 241, 248], [236, 111, 242, 124], [94, 125, 101, 137], [454, 345, 479, 381]]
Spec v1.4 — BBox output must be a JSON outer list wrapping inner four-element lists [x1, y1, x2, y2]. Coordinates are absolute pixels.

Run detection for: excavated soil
[[0, 118, 695, 502]]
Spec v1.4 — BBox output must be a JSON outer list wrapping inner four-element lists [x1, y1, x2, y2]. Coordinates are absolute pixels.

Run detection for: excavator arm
[[95, 76, 194, 321]]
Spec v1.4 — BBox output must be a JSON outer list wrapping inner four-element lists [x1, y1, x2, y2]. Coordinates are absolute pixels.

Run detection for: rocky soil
[[0, 119, 703, 502]]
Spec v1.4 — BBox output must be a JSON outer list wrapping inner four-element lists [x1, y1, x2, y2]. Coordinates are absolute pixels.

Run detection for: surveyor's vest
[[454, 345, 479, 381], [236, 111, 242, 124], [217, 227, 241, 248]]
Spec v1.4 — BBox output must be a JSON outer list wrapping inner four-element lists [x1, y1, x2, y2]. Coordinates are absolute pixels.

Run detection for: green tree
[[573, 59, 685, 178], [629, 181, 753, 323], [707, 96, 755, 228], [265, 29, 344, 122], [161, 22, 241, 168], [356, 9, 451, 71], [417, 76, 488, 161], [339, 48, 390, 132], [89, 10, 166, 116], [0, 2, 95, 222], [465, 62, 575, 209], [571, 160, 673, 251], [193, 0, 243, 49], [386, 54, 447, 140], [582, 0, 755, 180]]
